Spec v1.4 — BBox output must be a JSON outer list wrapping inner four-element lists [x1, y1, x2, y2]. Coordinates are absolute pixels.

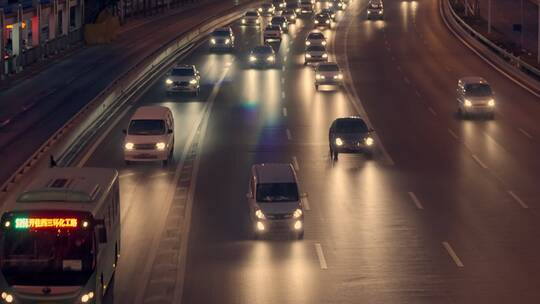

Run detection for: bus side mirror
[[98, 227, 108, 243]]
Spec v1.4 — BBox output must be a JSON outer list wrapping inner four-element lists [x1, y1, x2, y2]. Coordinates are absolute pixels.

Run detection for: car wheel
[[333, 151, 339, 161]]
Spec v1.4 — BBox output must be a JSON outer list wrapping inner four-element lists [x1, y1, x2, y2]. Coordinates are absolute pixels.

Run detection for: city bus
[[0, 167, 120, 303]]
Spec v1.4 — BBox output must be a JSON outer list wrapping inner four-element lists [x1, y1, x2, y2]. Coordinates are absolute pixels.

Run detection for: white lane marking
[[407, 192, 424, 210], [315, 243, 328, 270], [292, 156, 300, 171], [508, 191, 529, 209], [448, 128, 459, 140], [302, 196, 311, 211], [415, 90, 421, 97], [286, 129, 293, 140], [150, 172, 173, 178], [281, 77, 285, 84], [284, 55, 288, 62], [472, 154, 488, 169], [119, 172, 136, 179], [77, 105, 133, 167], [282, 107, 288, 117], [282, 91, 286, 99], [428, 107, 437, 116], [282, 65, 286, 71], [404, 77, 410, 84], [396, 65, 402, 71], [518, 128, 533, 139], [442, 241, 464, 267]]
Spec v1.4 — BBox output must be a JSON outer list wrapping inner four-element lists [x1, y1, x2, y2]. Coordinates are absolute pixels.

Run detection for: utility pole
[[487, 0, 492, 34]]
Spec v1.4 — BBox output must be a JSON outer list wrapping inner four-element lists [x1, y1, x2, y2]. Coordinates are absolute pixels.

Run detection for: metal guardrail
[[445, 0, 540, 83]]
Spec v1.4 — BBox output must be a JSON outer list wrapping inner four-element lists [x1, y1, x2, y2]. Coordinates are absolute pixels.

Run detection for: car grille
[[174, 81, 189, 86], [266, 213, 293, 220], [134, 143, 156, 150]]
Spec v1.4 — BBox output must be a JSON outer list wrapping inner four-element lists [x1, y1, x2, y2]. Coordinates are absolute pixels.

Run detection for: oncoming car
[[209, 27, 235, 51], [263, 24, 283, 42], [305, 31, 327, 47], [124, 106, 175, 166], [165, 64, 201, 96], [315, 62, 343, 90], [367, 0, 384, 19], [248, 45, 277, 68], [456, 77, 496, 119], [314, 13, 332, 28], [242, 10, 261, 26], [259, 3, 276, 16], [298, 0, 314, 15], [271, 16, 289, 33], [320, 7, 337, 20], [247, 163, 304, 239], [329, 117, 375, 160], [304, 45, 328, 65], [281, 9, 298, 24]]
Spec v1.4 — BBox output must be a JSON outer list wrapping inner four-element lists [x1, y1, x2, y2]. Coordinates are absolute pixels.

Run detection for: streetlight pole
[[488, 0, 492, 35], [520, 0, 524, 50]]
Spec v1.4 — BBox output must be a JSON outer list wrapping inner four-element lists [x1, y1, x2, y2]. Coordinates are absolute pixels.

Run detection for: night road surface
[[77, 0, 540, 303]]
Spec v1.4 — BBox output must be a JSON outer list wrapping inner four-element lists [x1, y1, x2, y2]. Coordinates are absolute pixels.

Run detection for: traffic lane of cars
[[337, 0, 540, 301]]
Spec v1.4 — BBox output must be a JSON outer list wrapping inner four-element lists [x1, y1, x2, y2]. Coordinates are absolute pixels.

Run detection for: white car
[[315, 62, 343, 90], [304, 45, 328, 65], [456, 77, 496, 119], [165, 64, 200, 96], [209, 27, 235, 51], [248, 45, 276, 68], [367, 0, 384, 19], [247, 163, 304, 239], [305, 31, 327, 47], [263, 25, 283, 42], [124, 106, 175, 166], [313, 13, 332, 28], [242, 10, 261, 26]]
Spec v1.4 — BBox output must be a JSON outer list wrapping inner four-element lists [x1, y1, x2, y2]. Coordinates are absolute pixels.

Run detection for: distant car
[[329, 117, 375, 160], [304, 45, 328, 65], [314, 13, 332, 28], [315, 62, 343, 90], [247, 163, 304, 239], [249, 45, 277, 68], [165, 64, 201, 96], [281, 9, 298, 24], [286, 2, 301, 13], [367, 0, 384, 19], [328, 0, 346, 10], [209, 27, 235, 51], [259, 3, 276, 16], [298, 0, 314, 14], [124, 106, 175, 166], [305, 31, 327, 46], [263, 24, 283, 42], [320, 8, 337, 20], [242, 10, 261, 26], [456, 77, 496, 119], [271, 16, 289, 33], [272, 0, 287, 9]]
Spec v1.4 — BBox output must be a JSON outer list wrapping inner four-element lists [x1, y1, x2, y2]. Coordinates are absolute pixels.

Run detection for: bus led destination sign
[[14, 217, 78, 229]]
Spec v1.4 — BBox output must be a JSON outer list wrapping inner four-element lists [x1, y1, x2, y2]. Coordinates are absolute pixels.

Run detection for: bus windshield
[[1, 229, 95, 286]]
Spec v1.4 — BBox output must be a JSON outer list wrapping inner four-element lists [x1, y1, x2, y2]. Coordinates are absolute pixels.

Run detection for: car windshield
[[318, 64, 340, 71], [335, 119, 368, 133], [257, 183, 299, 202], [283, 9, 293, 14], [272, 17, 285, 22], [128, 119, 166, 135], [171, 68, 194, 76], [307, 45, 326, 52], [213, 30, 230, 37], [308, 33, 324, 39], [369, 2, 382, 8], [1, 230, 94, 286], [246, 11, 258, 16], [253, 46, 273, 54], [465, 83, 493, 97], [262, 4, 272, 8], [316, 14, 328, 19], [266, 25, 280, 30]]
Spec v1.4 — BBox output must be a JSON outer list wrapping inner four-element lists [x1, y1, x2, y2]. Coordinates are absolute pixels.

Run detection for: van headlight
[[255, 209, 266, 219], [464, 99, 472, 107], [305, 41, 311, 46], [225, 38, 230, 44], [125, 142, 134, 150], [81, 291, 95, 303], [189, 78, 198, 85], [293, 209, 303, 218], [322, 53, 328, 58], [488, 99, 495, 107], [210, 38, 216, 44], [1, 292, 13, 303], [335, 138, 343, 146], [165, 78, 173, 85], [365, 136, 374, 146], [156, 142, 166, 150]]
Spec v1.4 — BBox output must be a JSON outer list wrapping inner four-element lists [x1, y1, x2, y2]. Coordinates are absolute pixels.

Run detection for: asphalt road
[[79, 0, 540, 303]]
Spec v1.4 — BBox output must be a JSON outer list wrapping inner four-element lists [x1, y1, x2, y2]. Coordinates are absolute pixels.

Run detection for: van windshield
[[257, 183, 299, 202], [128, 120, 166, 135], [465, 83, 492, 97]]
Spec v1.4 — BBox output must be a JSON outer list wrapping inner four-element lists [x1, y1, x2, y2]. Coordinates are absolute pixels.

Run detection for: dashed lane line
[[407, 192, 424, 210], [442, 241, 464, 267], [292, 156, 300, 171], [508, 191, 529, 209], [472, 154, 488, 169], [315, 243, 328, 270], [282, 107, 288, 117], [286, 129, 293, 140], [518, 128, 533, 139]]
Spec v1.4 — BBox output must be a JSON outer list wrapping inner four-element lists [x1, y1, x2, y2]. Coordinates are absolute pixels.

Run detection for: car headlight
[[322, 53, 328, 58], [365, 136, 374, 146], [379, 10, 383, 14], [267, 55, 275, 62], [249, 55, 257, 62], [292, 15, 296, 19], [165, 78, 173, 85], [305, 53, 312, 58], [325, 20, 330, 24], [242, 18, 246, 24], [256, 19, 260, 23], [189, 78, 197, 85], [156, 142, 166, 150], [306, 41, 311, 46], [255, 209, 266, 219], [210, 38, 216, 44], [293, 208, 303, 218], [464, 99, 472, 107], [81, 291, 95, 303], [322, 41, 327, 46], [295, 8, 300, 12], [125, 142, 134, 150], [283, 23, 287, 27], [225, 38, 230, 44], [258, 8, 262, 11], [316, 74, 321, 79], [1, 292, 13, 303], [315, 20, 319, 24], [488, 99, 495, 107], [335, 138, 343, 146], [335, 73, 343, 79]]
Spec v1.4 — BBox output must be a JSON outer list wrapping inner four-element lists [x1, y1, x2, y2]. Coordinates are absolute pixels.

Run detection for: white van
[[123, 106, 174, 166], [246, 163, 304, 239], [456, 77, 496, 119]]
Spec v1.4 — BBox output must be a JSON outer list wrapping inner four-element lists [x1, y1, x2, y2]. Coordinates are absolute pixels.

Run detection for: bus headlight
[[293, 209, 303, 218], [165, 78, 173, 85], [81, 291, 95, 303], [255, 209, 266, 219], [365, 136, 374, 146], [488, 99, 495, 107], [125, 142, 134, 150], [156, 142, 166, 150], [335, 138, 343, 146], [1, 292, 13, 303], [189, 78, 198, 85], [464, 99, 472, 107]]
